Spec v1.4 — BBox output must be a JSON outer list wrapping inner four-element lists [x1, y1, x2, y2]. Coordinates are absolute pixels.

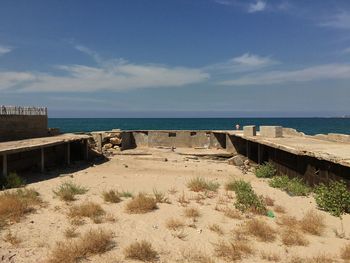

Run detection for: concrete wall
[[121, 130, 226, 149], [0, 115, 49, 142]]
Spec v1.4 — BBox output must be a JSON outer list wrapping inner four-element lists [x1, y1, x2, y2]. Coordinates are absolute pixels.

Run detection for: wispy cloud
[[320, 11, 350, 29], [219, 63, 350, 86], [0, 45, 12, 56], [205, 53, 277, 73], [342, 47, 350, 54], [75, 45, 103, 63], [0, 61, 209, 92], [213, 0, 291, 14], [248, 0, 266, 13]]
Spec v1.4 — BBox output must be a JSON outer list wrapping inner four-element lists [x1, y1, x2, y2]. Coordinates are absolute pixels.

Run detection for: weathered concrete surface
[[0, 133, 90, 155], [243, 125, 257, 137], [260, 126, 283, 138], [230, 131, 350, 168], [314, 133, 350, 143]]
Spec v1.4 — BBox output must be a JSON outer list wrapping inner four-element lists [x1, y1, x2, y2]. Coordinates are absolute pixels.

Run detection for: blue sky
[[1, 0, 350, 117]]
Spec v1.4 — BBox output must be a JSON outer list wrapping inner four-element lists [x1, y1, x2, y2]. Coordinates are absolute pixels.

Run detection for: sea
[[48, 118, 350, 135]]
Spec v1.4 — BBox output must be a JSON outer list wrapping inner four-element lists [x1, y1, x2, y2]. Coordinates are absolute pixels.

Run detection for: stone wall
[[0, 115, 49, 142]]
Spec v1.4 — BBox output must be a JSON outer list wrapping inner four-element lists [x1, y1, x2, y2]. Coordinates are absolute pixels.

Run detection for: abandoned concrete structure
[[118, 128, 350, 185], [0, 106, 90, 176], [0, 106, 349, 186]]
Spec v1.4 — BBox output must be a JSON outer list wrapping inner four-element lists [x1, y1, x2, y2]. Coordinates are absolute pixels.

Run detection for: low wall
[[0, 115, 49, 142], [121, 130, 228, 150]]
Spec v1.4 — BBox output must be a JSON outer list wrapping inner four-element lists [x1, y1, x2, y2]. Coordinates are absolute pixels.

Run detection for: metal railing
[[0, 106, 47, 116]]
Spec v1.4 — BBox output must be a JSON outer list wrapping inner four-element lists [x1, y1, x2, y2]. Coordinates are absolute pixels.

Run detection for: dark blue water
[[48, 118, 350, 135]]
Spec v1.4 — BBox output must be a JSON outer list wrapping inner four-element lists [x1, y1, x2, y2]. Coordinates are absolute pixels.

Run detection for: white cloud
[[205, 53, 277, 73], [0, 45, 12, 56], [213, 0, 233, 6], [248, 0, 266, 13], [232, 53, 274, 66], [75, 45, 103, 63], [219, 63, 350, 86], [0, 61, 209, 92], [320, 11, 350, 29], [343, 47, 350, 54], [0, 71, 34, 88]]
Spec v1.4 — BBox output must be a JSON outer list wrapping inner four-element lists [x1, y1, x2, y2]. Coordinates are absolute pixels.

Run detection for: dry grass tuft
[[184, 207, 201, 221], [187, 177, 220, 192], [124, 240, 158, 262], [274, 205, 286, 213], [153, 188, 170, 204], [232, 227, 249, 241], [64, 227, 79, 239], [166, 218, 185, 231], [277, 215, 298, 228], [214, 240, 253, 261], [0, 188, 42, 224], [48, 229, 114, 263], [281, 228, 309, 246], [260, 251, 280, 262], [243, 219, 277, 242], [70, 218, 85, 226], [299, 210, 325, 236], [208, 224, 224, 235], [341, 243, 350, 260], [68, 201, 106, 223], [223, 207, 242, 220], [102, 190, 121, 203], [3, 230, 21, 245], [53, 181, 88, 202], [125, 193, 158, 214], [168, 187, 178, 195], [177, 191, 190, 207], [264, 196, 275, 206]]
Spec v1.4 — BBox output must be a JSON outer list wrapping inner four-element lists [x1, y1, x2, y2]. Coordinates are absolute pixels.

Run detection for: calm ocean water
[[48, 118, 350, 135]]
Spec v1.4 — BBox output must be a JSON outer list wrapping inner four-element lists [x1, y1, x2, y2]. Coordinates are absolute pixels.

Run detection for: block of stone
[[243, 125, 256, 137], [260, 126, 283, 138], [227, 155, 244, 166]]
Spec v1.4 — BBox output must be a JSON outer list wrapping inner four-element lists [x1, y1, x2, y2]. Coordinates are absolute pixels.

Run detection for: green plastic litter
[[267, 210, 275, 218]]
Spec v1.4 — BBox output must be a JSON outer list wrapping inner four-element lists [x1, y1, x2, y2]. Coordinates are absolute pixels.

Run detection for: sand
[[0, 147, 349, 262]]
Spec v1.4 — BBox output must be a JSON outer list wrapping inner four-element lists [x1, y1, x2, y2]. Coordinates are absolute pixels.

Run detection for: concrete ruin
[[0, 106, 349, 187], [0, 106, 91, 176], [109, 127, 350, 186]]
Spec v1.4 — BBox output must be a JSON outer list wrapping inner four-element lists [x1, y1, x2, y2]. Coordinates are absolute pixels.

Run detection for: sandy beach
[[0, 147, 349, 262]]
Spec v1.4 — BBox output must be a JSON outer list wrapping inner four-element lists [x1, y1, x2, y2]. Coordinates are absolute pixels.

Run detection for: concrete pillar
[[66, 143, 71, 165], [40, 148, 45, 173], [84, 140, 89, 160], [2, 154, 7, 176], [246, 140, 250, 159], [258, 144, 262, 164]]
